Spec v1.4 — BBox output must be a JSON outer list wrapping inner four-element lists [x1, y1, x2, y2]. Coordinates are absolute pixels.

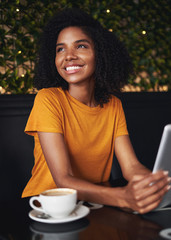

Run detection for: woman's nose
[[65, 49, 77, 61]]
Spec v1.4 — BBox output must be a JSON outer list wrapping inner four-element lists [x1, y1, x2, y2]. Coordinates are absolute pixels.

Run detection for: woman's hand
[[122, 170, 171, 214]]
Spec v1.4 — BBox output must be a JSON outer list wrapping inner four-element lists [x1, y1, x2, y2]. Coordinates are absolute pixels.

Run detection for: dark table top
[[0, 198, 171, 240]]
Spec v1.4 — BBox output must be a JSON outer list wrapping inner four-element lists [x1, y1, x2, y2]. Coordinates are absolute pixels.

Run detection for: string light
[[142, 30, 146, 35], [109, 29, 113, 32], [21, 74, 25, 77], [16, 8, 20, 12], [18, 50, 22, 54], [106, 9, 110, 13]]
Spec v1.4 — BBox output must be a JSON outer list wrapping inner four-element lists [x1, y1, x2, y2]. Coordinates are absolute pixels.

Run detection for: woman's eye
[[56, 47, 64, 53], [77, 44, 87, 49]]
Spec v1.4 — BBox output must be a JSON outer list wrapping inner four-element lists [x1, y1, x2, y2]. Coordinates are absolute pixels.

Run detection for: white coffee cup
[[29, 188, 77, 219]]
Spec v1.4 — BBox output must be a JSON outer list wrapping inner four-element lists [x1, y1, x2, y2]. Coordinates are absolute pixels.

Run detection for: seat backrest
[[0, 95, 35, 202]]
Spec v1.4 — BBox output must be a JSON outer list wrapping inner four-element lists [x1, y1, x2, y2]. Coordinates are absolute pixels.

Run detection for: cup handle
[[29, 196, 44, 213]]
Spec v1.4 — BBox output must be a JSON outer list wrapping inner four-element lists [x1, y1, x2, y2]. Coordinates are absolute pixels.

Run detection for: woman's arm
[[38, 132, 170, 214], [115, 135, 171, 213], [114, 135, 151, 180]]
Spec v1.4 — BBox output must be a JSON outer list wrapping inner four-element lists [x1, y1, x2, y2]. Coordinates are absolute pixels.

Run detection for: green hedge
[[0, 0, 170, 93]]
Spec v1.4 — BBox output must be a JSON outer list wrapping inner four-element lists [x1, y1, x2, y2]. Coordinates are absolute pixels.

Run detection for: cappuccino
[[42, 191, 73, 196]]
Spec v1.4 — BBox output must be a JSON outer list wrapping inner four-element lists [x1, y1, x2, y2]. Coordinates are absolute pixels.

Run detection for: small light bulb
[[16, 8, 20, 12], [109, 29, 113, 32], [106, 9, 110, 13], [142, 30, 146, 35], [21, 74, 25, 77], [18, 50, 22, 54]]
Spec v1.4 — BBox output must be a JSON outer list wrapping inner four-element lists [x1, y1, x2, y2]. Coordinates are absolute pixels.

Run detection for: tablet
[[152, 124, 171, 209]]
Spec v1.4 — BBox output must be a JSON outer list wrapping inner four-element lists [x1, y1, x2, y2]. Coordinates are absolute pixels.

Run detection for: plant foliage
[[0, 0, 170, 93]]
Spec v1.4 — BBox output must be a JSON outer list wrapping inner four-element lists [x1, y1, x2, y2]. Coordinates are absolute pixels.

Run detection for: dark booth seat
[[0, 94, 35, 204]]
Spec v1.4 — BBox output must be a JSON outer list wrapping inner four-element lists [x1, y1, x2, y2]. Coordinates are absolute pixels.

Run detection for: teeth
[[66, 66, 81, 71]]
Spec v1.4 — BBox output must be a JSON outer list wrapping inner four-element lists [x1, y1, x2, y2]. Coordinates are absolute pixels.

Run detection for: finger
[[136, 176, 171, 200], [137, 198, 162, 214], [135, 185, 170, 213], [133, 170, 169, 190]]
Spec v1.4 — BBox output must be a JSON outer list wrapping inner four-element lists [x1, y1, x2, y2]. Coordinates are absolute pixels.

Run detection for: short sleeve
[[25, 89, 63, 136], [115, 100, 128, 138]]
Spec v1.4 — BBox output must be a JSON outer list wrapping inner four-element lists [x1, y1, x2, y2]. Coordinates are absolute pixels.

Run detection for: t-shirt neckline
[[65, 90, 102, 113]]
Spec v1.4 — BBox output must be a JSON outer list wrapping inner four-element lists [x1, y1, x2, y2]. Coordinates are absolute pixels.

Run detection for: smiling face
[[55, 27, 96, 87]]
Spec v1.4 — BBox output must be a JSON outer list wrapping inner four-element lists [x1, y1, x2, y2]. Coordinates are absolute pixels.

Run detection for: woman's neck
[[68, 81, 97, 107]]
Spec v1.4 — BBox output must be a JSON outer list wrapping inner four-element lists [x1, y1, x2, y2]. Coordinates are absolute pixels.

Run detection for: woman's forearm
[[54, 174, 125, 208]]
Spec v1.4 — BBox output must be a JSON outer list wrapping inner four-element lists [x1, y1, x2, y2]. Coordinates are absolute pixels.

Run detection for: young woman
[[22, 8, 170, 214]]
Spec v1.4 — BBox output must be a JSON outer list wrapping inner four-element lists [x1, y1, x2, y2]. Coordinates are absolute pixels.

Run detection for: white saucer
[[29, 205, 90, 224]]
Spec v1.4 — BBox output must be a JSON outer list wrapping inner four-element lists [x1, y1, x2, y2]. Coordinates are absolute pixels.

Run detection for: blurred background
[[0, 0, 171, 94]]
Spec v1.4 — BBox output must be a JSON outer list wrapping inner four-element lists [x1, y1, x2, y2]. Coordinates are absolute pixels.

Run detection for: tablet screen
[[153, 124, 171, 209]]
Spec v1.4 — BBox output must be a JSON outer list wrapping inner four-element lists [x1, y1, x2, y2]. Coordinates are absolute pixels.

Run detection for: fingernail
[[164, 171, 169, 175], [167, 185, 171, 191], [168, 177, 171, 182]]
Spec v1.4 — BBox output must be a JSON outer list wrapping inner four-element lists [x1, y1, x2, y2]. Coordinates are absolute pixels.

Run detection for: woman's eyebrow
[[56, 39, 91, 47], [56, 43, 64, 47], [75, 39, 91, 44]]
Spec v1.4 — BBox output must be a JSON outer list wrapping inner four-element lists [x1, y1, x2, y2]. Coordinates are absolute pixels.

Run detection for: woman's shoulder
[[102, 95, 122, 112], [37, 87, 63, 96], [102, 95, 124, 113], [109, 94, 122, 105], [32, 88, 66, 114], [35, 87, 65, 101]]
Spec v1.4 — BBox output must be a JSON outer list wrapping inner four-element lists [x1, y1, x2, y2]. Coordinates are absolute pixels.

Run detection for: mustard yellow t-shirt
[[22, 87, 128, 197]]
